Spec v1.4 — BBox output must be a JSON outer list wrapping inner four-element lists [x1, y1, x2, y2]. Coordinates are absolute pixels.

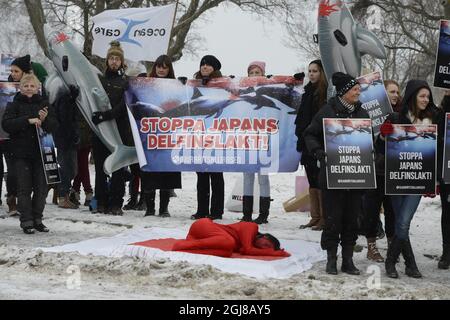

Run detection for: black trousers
[[321, 189, 362, 250], [16, 158, 47, 228], [304, 162, 320, 189], [92, 137, 125, 208], [362, 175, 395, 239], [440, 182, 450, 247], [196, 172, 224, 216]]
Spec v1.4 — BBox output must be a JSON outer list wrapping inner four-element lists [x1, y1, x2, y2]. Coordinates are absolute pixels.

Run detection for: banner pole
[[166, 0, 179, 57]]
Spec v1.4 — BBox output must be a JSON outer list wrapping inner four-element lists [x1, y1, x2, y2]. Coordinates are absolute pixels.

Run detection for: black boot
[[253, 197, 270, 224], [438, 244, 450, 270], [123, 178, 139, 210], [385, 236, 402, 278], [402, 238, 422, 278], [326, 247, 338, 275], [135, 192, 147, 211], [341, 246, 360, 275], [240, 195, 253, 222], [144, 190, 156, 216], [158, 190, 171, 218]]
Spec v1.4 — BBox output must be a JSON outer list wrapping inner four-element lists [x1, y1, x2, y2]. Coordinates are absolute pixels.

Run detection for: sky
[[172, 4, 308, 78]]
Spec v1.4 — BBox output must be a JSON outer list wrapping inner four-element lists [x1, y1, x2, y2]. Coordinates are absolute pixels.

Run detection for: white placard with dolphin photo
[[91, 4, 176, 62]]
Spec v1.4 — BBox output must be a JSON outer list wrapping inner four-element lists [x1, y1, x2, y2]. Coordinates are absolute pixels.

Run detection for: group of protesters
[[295, 59, 450, 278], [1, 40, 449, 279]]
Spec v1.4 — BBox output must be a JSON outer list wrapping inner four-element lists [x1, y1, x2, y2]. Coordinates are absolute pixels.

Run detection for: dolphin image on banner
[[44, 24, 138, 175]]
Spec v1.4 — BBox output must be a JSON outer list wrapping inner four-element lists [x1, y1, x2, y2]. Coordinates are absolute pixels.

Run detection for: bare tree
[[19, 0, 294, 71], [282, 0, 446, 88]]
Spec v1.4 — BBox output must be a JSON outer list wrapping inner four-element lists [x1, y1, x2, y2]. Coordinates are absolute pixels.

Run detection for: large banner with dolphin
[[125, 76, 303, 173]]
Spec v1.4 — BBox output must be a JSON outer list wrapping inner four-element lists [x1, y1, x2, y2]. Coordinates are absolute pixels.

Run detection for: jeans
[[243, 173, 270, 197], [391, 195, 422, 240]]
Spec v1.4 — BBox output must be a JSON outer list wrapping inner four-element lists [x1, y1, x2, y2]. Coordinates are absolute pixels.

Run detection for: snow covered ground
[[0, 165, 449, 300]]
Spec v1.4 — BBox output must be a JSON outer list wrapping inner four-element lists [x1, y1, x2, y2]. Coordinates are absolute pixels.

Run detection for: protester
[[2, 74, 57, 234], [70, 110, 94, 207], [304, 72, 369, 275], [384, 80, 402, 112], [240, 61, 271, 224], [359, 80, 401, 262], [172, 218, 290, 258], [91, 41, 132, 215], [379, 79, 442, 278], [295, 59, 328, 231], [139, 54, 182, 218], [191, 55, 225, 220], [437, 90, 450, 270], [53, 85, 80, 209]]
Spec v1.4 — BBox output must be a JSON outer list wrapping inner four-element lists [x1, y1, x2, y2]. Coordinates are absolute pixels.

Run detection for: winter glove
[[73, 134, 80, 146], [202, 76, 210, 86], [293, 72, 305, 81], [92, 111, 106, 125], [314, 149, 327, 162], [266, 74, 273, 79], [229, 75, 235, 79], [177, 76, 187, 85], [436, 185, 441, 196], [68, 84, 80, 101], [380, 120, 394, 137]]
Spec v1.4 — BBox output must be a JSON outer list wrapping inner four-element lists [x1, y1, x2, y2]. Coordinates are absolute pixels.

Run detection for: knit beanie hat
[[200, 55, 221, 71], [11, 55, 31, 73], [247, 61, 266, 75], [332, 72, 359, 97], [106, 41, 124, 66]]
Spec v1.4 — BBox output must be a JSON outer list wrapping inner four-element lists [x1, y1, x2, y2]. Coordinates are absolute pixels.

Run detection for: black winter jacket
[[303, 97, 370, 189], [53, 93, 79, 150], [295, 82, 324, 165], [2, 93, 57, 159], [98, 69, 133, 146]]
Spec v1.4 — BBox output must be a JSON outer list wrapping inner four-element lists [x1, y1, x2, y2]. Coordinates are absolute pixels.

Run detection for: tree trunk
[[24, 0, 48, 57]]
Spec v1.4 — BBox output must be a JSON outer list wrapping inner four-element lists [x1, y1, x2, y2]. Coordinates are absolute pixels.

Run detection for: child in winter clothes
[[2, 74, 57, 234]]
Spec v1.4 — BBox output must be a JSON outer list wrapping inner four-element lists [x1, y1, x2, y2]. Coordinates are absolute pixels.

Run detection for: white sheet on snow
[[40, 227, 326, 279]]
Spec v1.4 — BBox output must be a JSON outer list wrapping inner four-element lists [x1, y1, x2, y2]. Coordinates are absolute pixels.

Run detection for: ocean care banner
[[125, 76, 303, 173], [385, 124, 437, 195]]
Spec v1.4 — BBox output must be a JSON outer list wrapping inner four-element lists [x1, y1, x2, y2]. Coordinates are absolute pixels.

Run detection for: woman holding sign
[[191, 55, 225, 221], [304, 72, 370, 275], [138, 55, 182, 218], [2, 74, 57, 234], [379, 79, 443, 278]]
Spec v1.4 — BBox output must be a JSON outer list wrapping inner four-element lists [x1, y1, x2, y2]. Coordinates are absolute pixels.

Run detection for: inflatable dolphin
[[43, 25, 138, 175], [317, 0, 387, 96]]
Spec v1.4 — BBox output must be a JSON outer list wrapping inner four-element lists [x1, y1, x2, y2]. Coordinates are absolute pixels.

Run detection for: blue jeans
[[57, 147, 78, 197], [391, 195, 422, 240], [243, 173, 270, 197]]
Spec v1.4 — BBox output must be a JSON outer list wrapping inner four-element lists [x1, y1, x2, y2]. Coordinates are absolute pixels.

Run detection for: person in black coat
[[295, 59, 328, 230], [53, 85, 80, 209], [91, 41, 133, 216], [191, 55, 225, 220], [2, 74, 57, 234], [304, 72, 370, 276], [138, 55, 182, 218], [378, 79, 443, 279], [438, 91, 450, 270]]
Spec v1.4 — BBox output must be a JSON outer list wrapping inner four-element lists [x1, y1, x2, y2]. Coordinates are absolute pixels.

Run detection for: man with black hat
[[304, 71, 370, 276], [90, 41, 132, 216]]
